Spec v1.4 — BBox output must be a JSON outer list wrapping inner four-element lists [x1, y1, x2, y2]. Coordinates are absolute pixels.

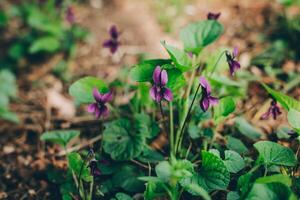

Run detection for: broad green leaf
[[262, 84, 300, 111], [67, 153, 92, 182], [224, 150, 246, 173], [113, 193, 133, 200], [40, 130, 80, 147], [226, 136, 248, 154], [69, 76, 108, 105], [103, 119, 145, 160], [161, 42, 192, 72], [180, 20, 224, 54], [189, 151, 230, 192], [180, 178, 211, 200], [112, 165, 144, 192], [235, 117, 262, 140], [129, 59, 171, 82], [214, 97, 235, 120], [245, 183, 296, 200], [254, 141, 297, 167], [166, 68, 187, 93], [135, 113, 159, 139], [287, 109, 300, 129], [227, 191, 240, 200], [29, 36, 60, 53], [255, 174, 292, 187]]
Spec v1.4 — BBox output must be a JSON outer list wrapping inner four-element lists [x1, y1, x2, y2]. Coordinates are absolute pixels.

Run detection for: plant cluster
[[41, 13, 300, 200]]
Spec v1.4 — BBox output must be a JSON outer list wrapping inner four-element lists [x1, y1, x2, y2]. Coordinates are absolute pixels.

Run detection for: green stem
[[209, 50, 227, 78], [169, 101, 174, 156]]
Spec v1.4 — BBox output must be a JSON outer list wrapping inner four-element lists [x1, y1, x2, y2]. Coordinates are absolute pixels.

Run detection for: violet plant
[[40, 14, 300, 200]]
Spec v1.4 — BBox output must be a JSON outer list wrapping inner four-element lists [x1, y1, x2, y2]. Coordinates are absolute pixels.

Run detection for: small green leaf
[[227, 191, 240, 200], [180, 20, 224, 54], [180, 178, 211, 200], [214, 97, 235, 120], [255, 174, 292, 187], [287, 109, 300, 129], [224, 150, 245, 173], [262, 84, 300, 112], [67, 153, 92, 182], [144, 180, 166, 200], [226, 136, 248, 154], [40, 130, 80, 147], [155, 161, 172, 182], [137, 146, 164, 163], [166, 68, 187, 93], [103, 119, 145, 160], [69, 76, 108, 105], [189, 151, 230, 192], [235, 117, 262, 140], [254, 141, 297, 167], [113, 193, 133, 200], [29, 36, 60, 53], [161, 42, 192, 72], [0, 70, 17, 98]]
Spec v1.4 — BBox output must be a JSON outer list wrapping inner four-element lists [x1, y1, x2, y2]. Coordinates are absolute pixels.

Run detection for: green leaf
[[0, 70, 17, 98], [103, 119, 145, 160], [180, 20, 224, 54], [29, 36, 60, 53], [129, 59, 171, 82], [161, 42, 192, 72], [287, 109, 300, 129], [180, 178, 211, 200], [235, 117, 262, 140], [227, 191, 240, 200], [155, 161, 172, 182], [67, 153, 92, 182], [137, 146, 164, 163], [40, 130, 80, 147], [255, 174, 292, 187], [226, 136, 248, 154], [189, 151, 230, 192], [135, 113, 159, 139], [224, 150, 246, 173], [254, 141, 297, 167], [262, 84, 300, 112], [144, 180, 166, 200], [214, 97, 235, 120], [0, 108, 19, 123], [245, 183, 296, 200], [166, 68, 187, 93], [113, 193, 133, 200], [69, 76, 108, 105]]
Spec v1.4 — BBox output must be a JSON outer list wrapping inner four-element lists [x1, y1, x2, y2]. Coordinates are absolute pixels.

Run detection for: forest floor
[[0, 0, 299, 199]]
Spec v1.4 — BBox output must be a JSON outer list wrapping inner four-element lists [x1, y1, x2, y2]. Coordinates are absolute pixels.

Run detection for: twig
[[130, 159, 150, 169], [58, 135, 102, 156]]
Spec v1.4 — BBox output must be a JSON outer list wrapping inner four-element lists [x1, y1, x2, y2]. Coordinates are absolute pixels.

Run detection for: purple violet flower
[[199, 76, 218, 112], [87, 88, 112, 118], [103, 25, 120, 54], [88, 159, 101, 176], [261, 99, 282, 120], [225, 47, 241, 76], [65, 6, 75, 24], [150, 66, 173, 102], [207, 12, 221, 20]]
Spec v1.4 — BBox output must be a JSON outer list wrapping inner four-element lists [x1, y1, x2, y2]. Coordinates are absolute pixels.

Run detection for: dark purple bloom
[[199, 76, 218, 112], [103, 25, 120, 54], [88, 159, 101, 176], [150, 66, 173, 102], [261, 99, 282, 120], [65, 6, 75, 24], [225, 47, 241, 76], [87, 88, 112, 118], [207, 12, 221, 20]]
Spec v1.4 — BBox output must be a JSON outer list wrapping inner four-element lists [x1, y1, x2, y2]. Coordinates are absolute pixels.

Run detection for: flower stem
[[175, 83, 201, 154], [209, 50, 227, 78], [169, 101, 174, 156]]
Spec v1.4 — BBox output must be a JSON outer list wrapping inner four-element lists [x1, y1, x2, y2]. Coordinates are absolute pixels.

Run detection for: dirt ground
[[0, 0, 299, 199]]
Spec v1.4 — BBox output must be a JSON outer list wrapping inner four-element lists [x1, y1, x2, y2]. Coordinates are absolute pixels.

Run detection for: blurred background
[[0, 0, 299, 199]]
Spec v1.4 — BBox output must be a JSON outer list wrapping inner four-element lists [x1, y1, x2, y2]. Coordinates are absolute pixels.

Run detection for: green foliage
[[29, 36, 60, 53], [103, 119, 145, 160], [69, 76, 108, 105], [180, 20, 224, 55], [40, 130, 80, 147], [214, 97, 236, 121], [254, 141, 297, 167], [255, 174, 292, 187], [226, 136, 248, 154], [110, 193, 133, 200], [224, 150, 246, 173], [235, 117, 262, 140], [67, 153, 93, 182], [287, 109, 300, 130]]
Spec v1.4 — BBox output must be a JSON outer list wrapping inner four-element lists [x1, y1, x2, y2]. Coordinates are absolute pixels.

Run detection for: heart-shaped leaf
[[40, 130, 80, 147], [224, 150, 246, 173], [254, 141, 296, 167], [103, 119, 145, 160], [180, 20, 224, 55], [69, 76, 108, 105]]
